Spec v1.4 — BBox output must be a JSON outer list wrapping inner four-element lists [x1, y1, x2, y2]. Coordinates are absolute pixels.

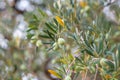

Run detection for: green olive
[[36, 40, 42, 47], [100, 58, 108, 67], [58, 38, 65, 45], [53, 42, 59, 50], [100, 58, 114, 69], [30, 36, 38, 44]]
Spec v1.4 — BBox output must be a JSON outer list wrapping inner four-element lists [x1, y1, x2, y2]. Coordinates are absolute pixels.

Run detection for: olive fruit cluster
[[53, 38, 65, 50], [30, 36, 42, 47]]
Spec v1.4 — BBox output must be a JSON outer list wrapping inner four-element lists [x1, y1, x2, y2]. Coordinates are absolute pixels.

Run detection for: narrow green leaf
[[27, 27, 38, 32], [53, 18, 58, 26], [33, 14, 39, 21], [75, 57, 84, 64], [70, 0, 74, 7], [26, 34, 34, 39], [49, 22, 58, 30], [46, 30, 55, 41], [116, 45, 120, 69], [38, 8, 47, 17], [39, 34, 50, 38], [82, 49, 94, 56], [73, 72, 80, 80], [29, 19, 38, 24], [45, 22, 57, 33]]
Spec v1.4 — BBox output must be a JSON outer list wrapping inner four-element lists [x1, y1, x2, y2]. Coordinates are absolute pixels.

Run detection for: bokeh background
[[0, 0, 54, 80]]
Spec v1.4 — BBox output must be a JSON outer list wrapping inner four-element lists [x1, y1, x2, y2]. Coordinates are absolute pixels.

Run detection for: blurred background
[[0, 0, 120, 80], [0, 0, 54, 80]]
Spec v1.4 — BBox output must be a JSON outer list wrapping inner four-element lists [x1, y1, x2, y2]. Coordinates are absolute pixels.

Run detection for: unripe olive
[[100, 58, 114, 69], [58, 38, 65, 45], [30, 39, 36, 44], [53, 1, 61, 10], [30, 36, 38, 44], [100, 58, 108, 67], [53, 42, 59, 50], [84, 6, 90, 11], [31, 36, 38, 40], [20, 64, 26, 70], [36, 40, 42, 47]]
